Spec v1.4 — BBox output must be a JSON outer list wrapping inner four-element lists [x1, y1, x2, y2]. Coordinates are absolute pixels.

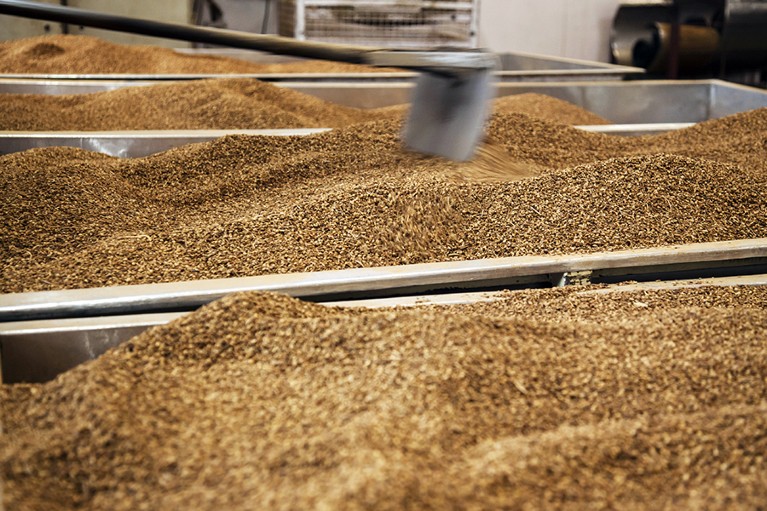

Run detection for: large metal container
[[281, 79, 767, 123], [2, 239, 766, 384], [0, 79, 765, 156], [0, 78, 762, 122]]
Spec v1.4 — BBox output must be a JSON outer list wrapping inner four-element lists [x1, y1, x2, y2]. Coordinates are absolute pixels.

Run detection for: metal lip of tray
[[0, 49, 645, 82], [0, 129, 330, 158], [2, 238, 766, 383], [0, 124, 693, 158]]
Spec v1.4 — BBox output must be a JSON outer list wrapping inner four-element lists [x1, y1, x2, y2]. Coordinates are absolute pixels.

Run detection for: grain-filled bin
[[4, 280, 767, 508], [281, 79, 767, 123], [1, 79, 762, 122], [2, 240, 766, 383], [3, 44, 767, 505], [1, 79, 765, 156]]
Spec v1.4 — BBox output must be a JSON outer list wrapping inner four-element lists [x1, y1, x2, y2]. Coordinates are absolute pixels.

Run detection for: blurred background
[[0, 0, 765, 85]]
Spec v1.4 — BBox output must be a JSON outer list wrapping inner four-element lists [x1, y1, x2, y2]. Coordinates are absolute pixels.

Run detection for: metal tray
[[2, 239, 766, 383], [1, 79, 764, 157], [0, 79, 762, 123], [0, 49, 644, 82], [280, 79, 767, 123]]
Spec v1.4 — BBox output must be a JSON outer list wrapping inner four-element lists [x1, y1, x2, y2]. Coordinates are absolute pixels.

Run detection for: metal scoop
[[0, 0, 498, 161]]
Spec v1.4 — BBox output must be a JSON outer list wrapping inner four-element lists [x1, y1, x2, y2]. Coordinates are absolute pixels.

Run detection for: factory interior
[[1, 0, 766, 509]]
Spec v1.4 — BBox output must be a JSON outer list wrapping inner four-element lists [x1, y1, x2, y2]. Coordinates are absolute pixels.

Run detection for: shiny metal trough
[[1, 239, 766, 384], [1, 80, 764, 157], [0, 124, 697, 157]]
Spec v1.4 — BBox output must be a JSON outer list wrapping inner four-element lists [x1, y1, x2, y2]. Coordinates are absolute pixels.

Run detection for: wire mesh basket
[[279, 0, 479, 49]]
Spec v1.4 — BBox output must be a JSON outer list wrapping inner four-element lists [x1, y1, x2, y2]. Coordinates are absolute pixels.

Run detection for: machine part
[[612, 0, 767, 81], [632, 22, 720, 73], [0, 0, 498, 161], [720, 0, 767, 70], [611, 1, 678, 67]]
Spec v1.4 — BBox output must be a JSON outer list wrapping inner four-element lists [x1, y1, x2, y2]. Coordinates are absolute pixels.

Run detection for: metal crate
[[278, 0, 479, 48]]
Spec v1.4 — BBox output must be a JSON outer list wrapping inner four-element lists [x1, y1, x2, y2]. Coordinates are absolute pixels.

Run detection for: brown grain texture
[[2, 285, 766, 510], [493, 93, 610, 125], [0, 34, 386, 74], [2, 109, 766, 293], [0, 80, 606, 131], [1, 55, 767, 509], [0, 78, 383, 130]]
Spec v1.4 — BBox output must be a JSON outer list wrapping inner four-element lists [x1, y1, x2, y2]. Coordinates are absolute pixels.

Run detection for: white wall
[[67, 0, 192, 47], [478, 0, 624, 62], [0, 0, 64, 40]]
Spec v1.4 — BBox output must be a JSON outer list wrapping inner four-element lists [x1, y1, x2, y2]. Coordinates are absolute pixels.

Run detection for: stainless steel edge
[[0, 291, 507, 384], [1, 238, 765, 322], [4, 272, 767, 383], [0, 123, 698, 159], [0, 129, 331, 157], [0, 49, 644, 81], [3, 79, 762, 126], [575, 123, 696, 135], [0, 312, 180, 383], [578, 274, 767, 295]]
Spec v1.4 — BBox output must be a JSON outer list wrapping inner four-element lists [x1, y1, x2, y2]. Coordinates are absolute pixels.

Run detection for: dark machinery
[[612, 0, 767, 85]]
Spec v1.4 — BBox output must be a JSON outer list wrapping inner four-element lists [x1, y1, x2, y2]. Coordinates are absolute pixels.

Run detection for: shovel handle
[[0, 0, 375, 64]]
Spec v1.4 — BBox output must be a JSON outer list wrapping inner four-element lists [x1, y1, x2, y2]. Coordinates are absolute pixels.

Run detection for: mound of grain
[[483, 108, 767, 177], [639, 107, 767, 178], [0, 82, 610, 133], [0, 147, 153, 263], [3, 286, 766, 509], [0, 78, 385, 130], [2, 110, 766, 293], [483, 112, 632, 168], [493, 93, 610, 125], [0, 34, 385, 74]]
